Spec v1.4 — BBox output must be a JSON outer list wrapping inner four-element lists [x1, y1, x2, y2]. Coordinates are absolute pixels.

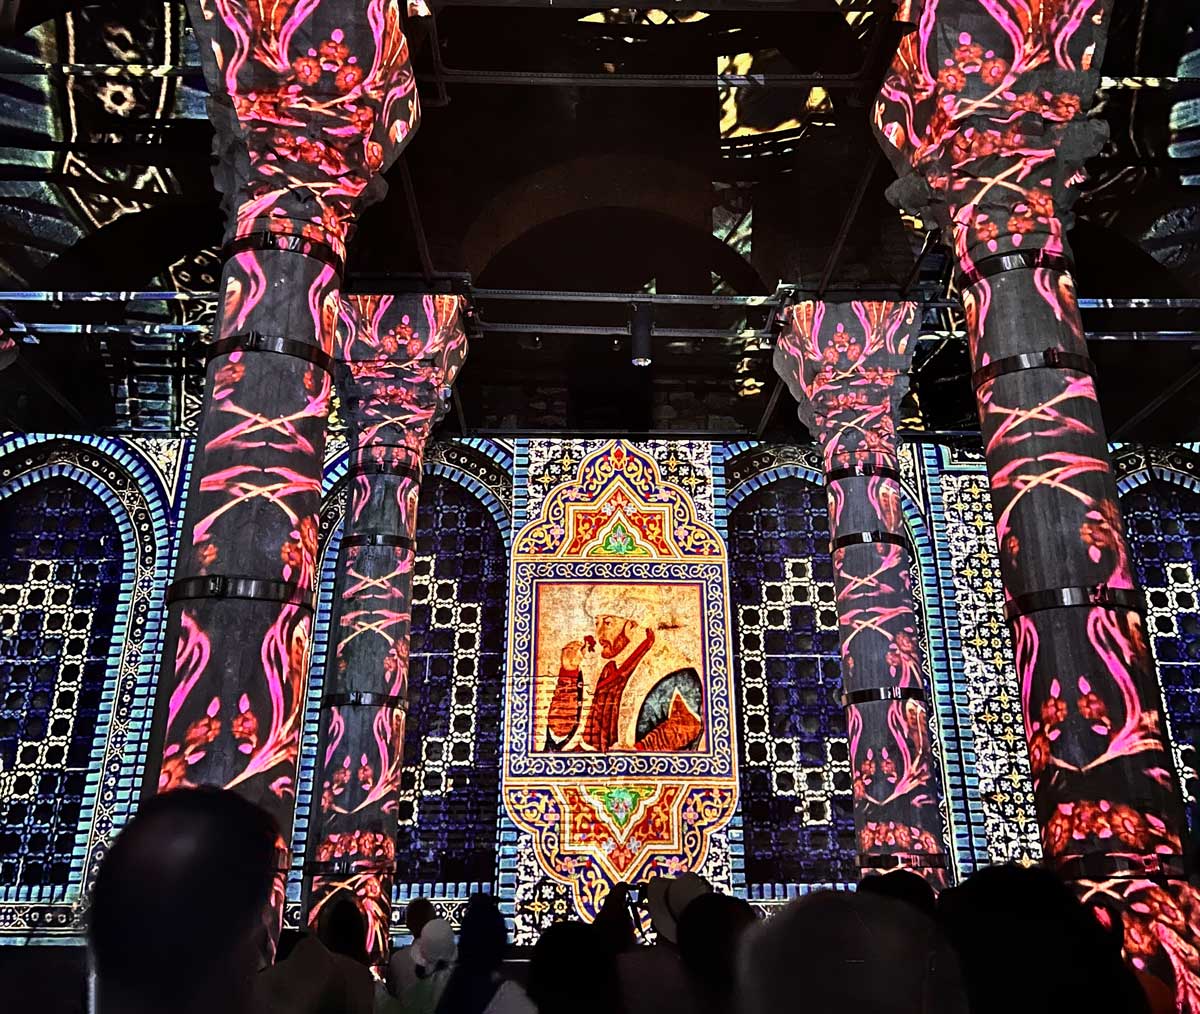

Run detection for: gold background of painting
[[532, 581, 706, 752]]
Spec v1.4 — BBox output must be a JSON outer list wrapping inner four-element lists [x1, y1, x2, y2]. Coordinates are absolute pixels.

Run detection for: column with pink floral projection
[[874, 0, 1200, 1003], [774, 301, 949, 883], [304, 294, 467, 961], [145, 0, 420, 924]]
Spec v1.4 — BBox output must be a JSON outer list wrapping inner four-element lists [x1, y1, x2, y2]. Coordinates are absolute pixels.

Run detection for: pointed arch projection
[[722, 443, 956, 897], [290, 453, 510, 932], [0, 436, 172, 940], [1114, 445, 1200, 837]]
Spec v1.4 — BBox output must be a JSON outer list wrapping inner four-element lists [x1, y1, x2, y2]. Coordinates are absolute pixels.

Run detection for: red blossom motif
[[980, 58, 1008, 85], [937, 66, 967, 92], [1025, 189, 1055, 218], [335, 64, 364, 92], [215, 360, 245, 388], [293, 56, 322, 85], [158, 753, 189, 792], [953, 42, 984, 68], [319, 39, 350, 63], [1011, 91, 1043, 112], [1051, 93, 1081, 120], [280, 540, 304, 569], [184, 714, 221, 750], [1077, 692, 1109, 723], [1040, 696, 1067, 727], [973, 219, 999, 243], [1029, 732, 1052, 774]]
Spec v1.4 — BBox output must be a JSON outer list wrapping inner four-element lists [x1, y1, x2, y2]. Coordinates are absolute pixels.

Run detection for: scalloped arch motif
[[514, 441, 723, 559], [0, 436, 172, 940], [504, 440, 737, 938]]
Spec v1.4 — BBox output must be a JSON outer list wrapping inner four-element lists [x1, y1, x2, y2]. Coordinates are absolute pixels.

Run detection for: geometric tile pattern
[[0, 480, 123, 892], [395, 474, 507, 888], [939, 473, 1041, 865], [728, 476, 858, 886], [1122, 480, 1200, 832]]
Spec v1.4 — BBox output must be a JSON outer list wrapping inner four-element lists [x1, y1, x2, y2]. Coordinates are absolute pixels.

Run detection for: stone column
[[874, 0, 1200, 1001], [145, 0, 419, 920], [304, 294, 467, 960], [775, 300, 949, 883]]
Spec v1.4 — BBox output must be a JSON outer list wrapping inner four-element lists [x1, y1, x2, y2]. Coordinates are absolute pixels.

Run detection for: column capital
[[871, 0, 1111, 268], [773, 300, 917, 472], [186, 0, 419, 257], [336, 294, 469, 451]]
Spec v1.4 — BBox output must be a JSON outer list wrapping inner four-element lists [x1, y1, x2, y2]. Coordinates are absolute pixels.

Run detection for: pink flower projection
[[306, 295, 468, 961], [775, 301, 948, 884], [873, 1, 1198, 1004], [189, 0, 419, 253], [150, 0, 421, 942]]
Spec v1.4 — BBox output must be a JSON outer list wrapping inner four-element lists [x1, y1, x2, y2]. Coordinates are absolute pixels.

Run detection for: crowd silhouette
[[83, 789, 1183, 1014]]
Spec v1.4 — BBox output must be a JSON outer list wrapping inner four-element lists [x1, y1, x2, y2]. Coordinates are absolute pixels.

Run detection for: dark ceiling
[[0, 0, 1197, 443]]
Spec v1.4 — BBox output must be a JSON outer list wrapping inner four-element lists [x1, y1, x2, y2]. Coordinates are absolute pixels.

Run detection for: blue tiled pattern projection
[[729, 477, 857, 885], [1122, 480, 1200, 831], [396, 474, 507, 887], [0, 479, 122, 890]]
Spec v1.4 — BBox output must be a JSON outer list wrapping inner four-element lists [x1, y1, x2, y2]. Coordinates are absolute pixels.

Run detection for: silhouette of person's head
[[858, 870, 938, 919], [740, 889, 967, 1014], [437, 894, 509, 1014], [938, 865, 1148, 1014], [89, 787, 279, 1014], [406, 897, 437, 939], [528, 921, 614, 1014], [678, 892, 756, 1008], [593, 882, 637, 955], [317, 890, 370, 967]]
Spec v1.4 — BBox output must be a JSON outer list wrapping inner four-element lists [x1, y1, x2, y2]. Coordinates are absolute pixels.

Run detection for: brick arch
[[462, 153, 762, 289]]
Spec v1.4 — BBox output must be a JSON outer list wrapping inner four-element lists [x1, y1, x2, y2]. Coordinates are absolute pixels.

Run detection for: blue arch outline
[[0, 435, 174, 932], [0, 464, 133, 904], [1115, 461, 1200, 823], [722, 461, 968, 885], [324, 441, 512, 549]]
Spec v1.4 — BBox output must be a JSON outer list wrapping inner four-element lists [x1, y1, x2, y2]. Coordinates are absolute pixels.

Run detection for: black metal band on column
[[341, 533, 417, 551], [304, 858, 396, 876], [826, 463, 903, 484], [971, 348, 1098, 391], [842, 686, 927, 708], [1003, 585, 1146, 622], [1055, 853, 1186, 882], [165, 574, 313, 609], [344, 461, 424, 482], [207, 331, 336, 374], [321, 691, 406, 709], [858, 853, 950, 870], [957, 249, 1074, 287], [831, 530, 913, 556], [221, 232, 345, 278]]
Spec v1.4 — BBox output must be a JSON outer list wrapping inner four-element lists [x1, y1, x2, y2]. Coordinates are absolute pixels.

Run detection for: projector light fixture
[[630, 303, 653, 367]]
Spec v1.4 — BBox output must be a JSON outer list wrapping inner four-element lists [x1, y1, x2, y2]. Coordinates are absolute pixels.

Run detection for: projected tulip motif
[[305, 294, 467, 961], [148, 0, 421, 946], [874, 0, 1200, 1004], [774, 301, 949, 884]]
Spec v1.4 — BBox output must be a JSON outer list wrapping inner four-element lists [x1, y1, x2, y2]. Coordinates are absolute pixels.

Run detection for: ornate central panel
[[502, 441, 738, 926]]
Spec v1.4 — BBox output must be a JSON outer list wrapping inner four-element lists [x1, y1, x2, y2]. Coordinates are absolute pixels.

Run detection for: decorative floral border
[[504, 559, 735, 781]]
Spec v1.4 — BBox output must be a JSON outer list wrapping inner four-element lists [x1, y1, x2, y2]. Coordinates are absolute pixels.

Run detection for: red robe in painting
[[547, 628, 702, 751]]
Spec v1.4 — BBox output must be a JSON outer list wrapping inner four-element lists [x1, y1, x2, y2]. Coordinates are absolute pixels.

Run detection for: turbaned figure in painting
[[544, 585, 704, 753]]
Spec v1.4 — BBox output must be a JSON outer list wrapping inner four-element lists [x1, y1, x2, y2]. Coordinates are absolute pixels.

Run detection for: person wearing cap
[[400, 918, 457, 1014], [389, 899, 438, 997], [616, 874, 712, 1014]]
